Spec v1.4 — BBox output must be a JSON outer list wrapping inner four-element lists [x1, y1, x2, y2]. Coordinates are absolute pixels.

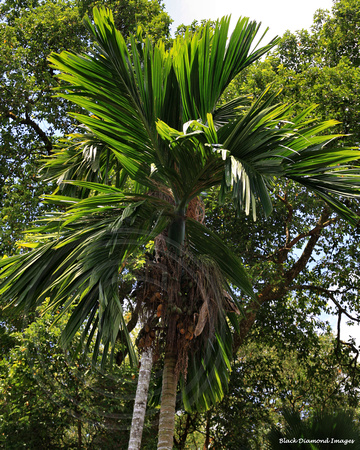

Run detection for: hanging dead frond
[[186, 196, 205, 224]]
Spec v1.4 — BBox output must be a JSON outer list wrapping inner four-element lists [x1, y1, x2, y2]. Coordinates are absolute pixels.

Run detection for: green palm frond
[[43, 128, 128, 197], [48, 8, 278, 196], [156, 116, 225, 204], [0, 193, 171, 366], [219, 89, 360, 220], [283, 149, 360, 225], [181, 322, 233, 412], [49, 13, 161, 186], [48, 7, 360, 226], [186, 218, 254, 300], [2, 6, 360, 422], [213, 95, 253, 128], [172, 16, 279, 122]]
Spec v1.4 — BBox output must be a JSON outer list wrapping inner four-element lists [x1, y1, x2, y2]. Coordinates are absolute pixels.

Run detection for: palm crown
[[2, 6, 360, 439]]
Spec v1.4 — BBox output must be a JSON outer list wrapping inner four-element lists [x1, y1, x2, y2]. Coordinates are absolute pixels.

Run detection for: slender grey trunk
[[157, 350, 178, 450], [128, 345, 154, 450]]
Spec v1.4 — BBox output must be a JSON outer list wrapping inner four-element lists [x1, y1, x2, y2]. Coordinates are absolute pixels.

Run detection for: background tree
[[79, 0, 172, 42], [0, 304, 161, 449], [225, 0, 360, 146], [2, 0, 360, 448], [172, 183, 360, 448], [3, 5, 360, 449], [203, 330, 360, 448], [0, 0, 171, 256]]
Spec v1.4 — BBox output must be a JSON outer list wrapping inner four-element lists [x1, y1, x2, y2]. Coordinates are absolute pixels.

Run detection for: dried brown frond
[[186, 196, 205, 224]]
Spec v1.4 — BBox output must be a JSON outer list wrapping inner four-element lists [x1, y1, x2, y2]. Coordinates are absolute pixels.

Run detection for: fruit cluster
[[137, 323, 156, 349]]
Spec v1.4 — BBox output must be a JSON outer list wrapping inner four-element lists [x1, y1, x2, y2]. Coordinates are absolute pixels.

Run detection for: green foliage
[[0, 316, 77, 448], [0, 307, 150, 449], [79, 0, 172, 43], [1, 1, 360, 447], [175, 19, 216, 38], [2, 3, 360, 423], [320, 0, 360, 67], [0, 0, 85, 255], [0, 0, 171, 256], [227, 0, 360, 147], [175, 331, 360, 449], [201, 173, 360, 447]]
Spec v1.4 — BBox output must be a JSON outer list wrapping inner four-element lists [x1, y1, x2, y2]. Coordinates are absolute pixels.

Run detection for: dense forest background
[[1, 0, 360, 448]]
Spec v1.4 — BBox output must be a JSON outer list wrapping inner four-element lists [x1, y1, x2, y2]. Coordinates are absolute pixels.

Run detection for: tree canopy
[[1, 0, 360, 448], [0, 0, 172, 256]]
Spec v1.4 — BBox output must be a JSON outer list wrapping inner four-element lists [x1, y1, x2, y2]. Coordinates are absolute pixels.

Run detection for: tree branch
[[5, 110, 52, 155], [282, 282, 360, 377], [289, 284, 360, 323], [284, 206, 332, 281], [270, 204, 337, 265], [233, 205, 335, 352]]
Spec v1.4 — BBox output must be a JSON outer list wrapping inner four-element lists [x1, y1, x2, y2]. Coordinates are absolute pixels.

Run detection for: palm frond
[[181, 322, 233, 412], [213, 95, 253, 128], [172, 16, 279, 122], [48, 8, 176, 187], [218, 89, 360, 222], [0, 194, 171, 366], [43, 129, 129, 197], [156, 117, 225, 204], [186, 218, 254, 300]]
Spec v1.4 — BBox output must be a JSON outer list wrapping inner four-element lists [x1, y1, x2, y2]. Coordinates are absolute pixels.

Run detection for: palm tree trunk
[[128, 346, 154, 450], [157, 215, 184, 449], [157, 350, 178, 450]]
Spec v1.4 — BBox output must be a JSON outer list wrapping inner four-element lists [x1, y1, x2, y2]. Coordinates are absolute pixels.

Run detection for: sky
[[163, 0, 335, 38]]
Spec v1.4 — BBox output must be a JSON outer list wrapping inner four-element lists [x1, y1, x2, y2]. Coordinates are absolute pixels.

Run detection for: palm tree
[[2, 7, 360, 449]]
